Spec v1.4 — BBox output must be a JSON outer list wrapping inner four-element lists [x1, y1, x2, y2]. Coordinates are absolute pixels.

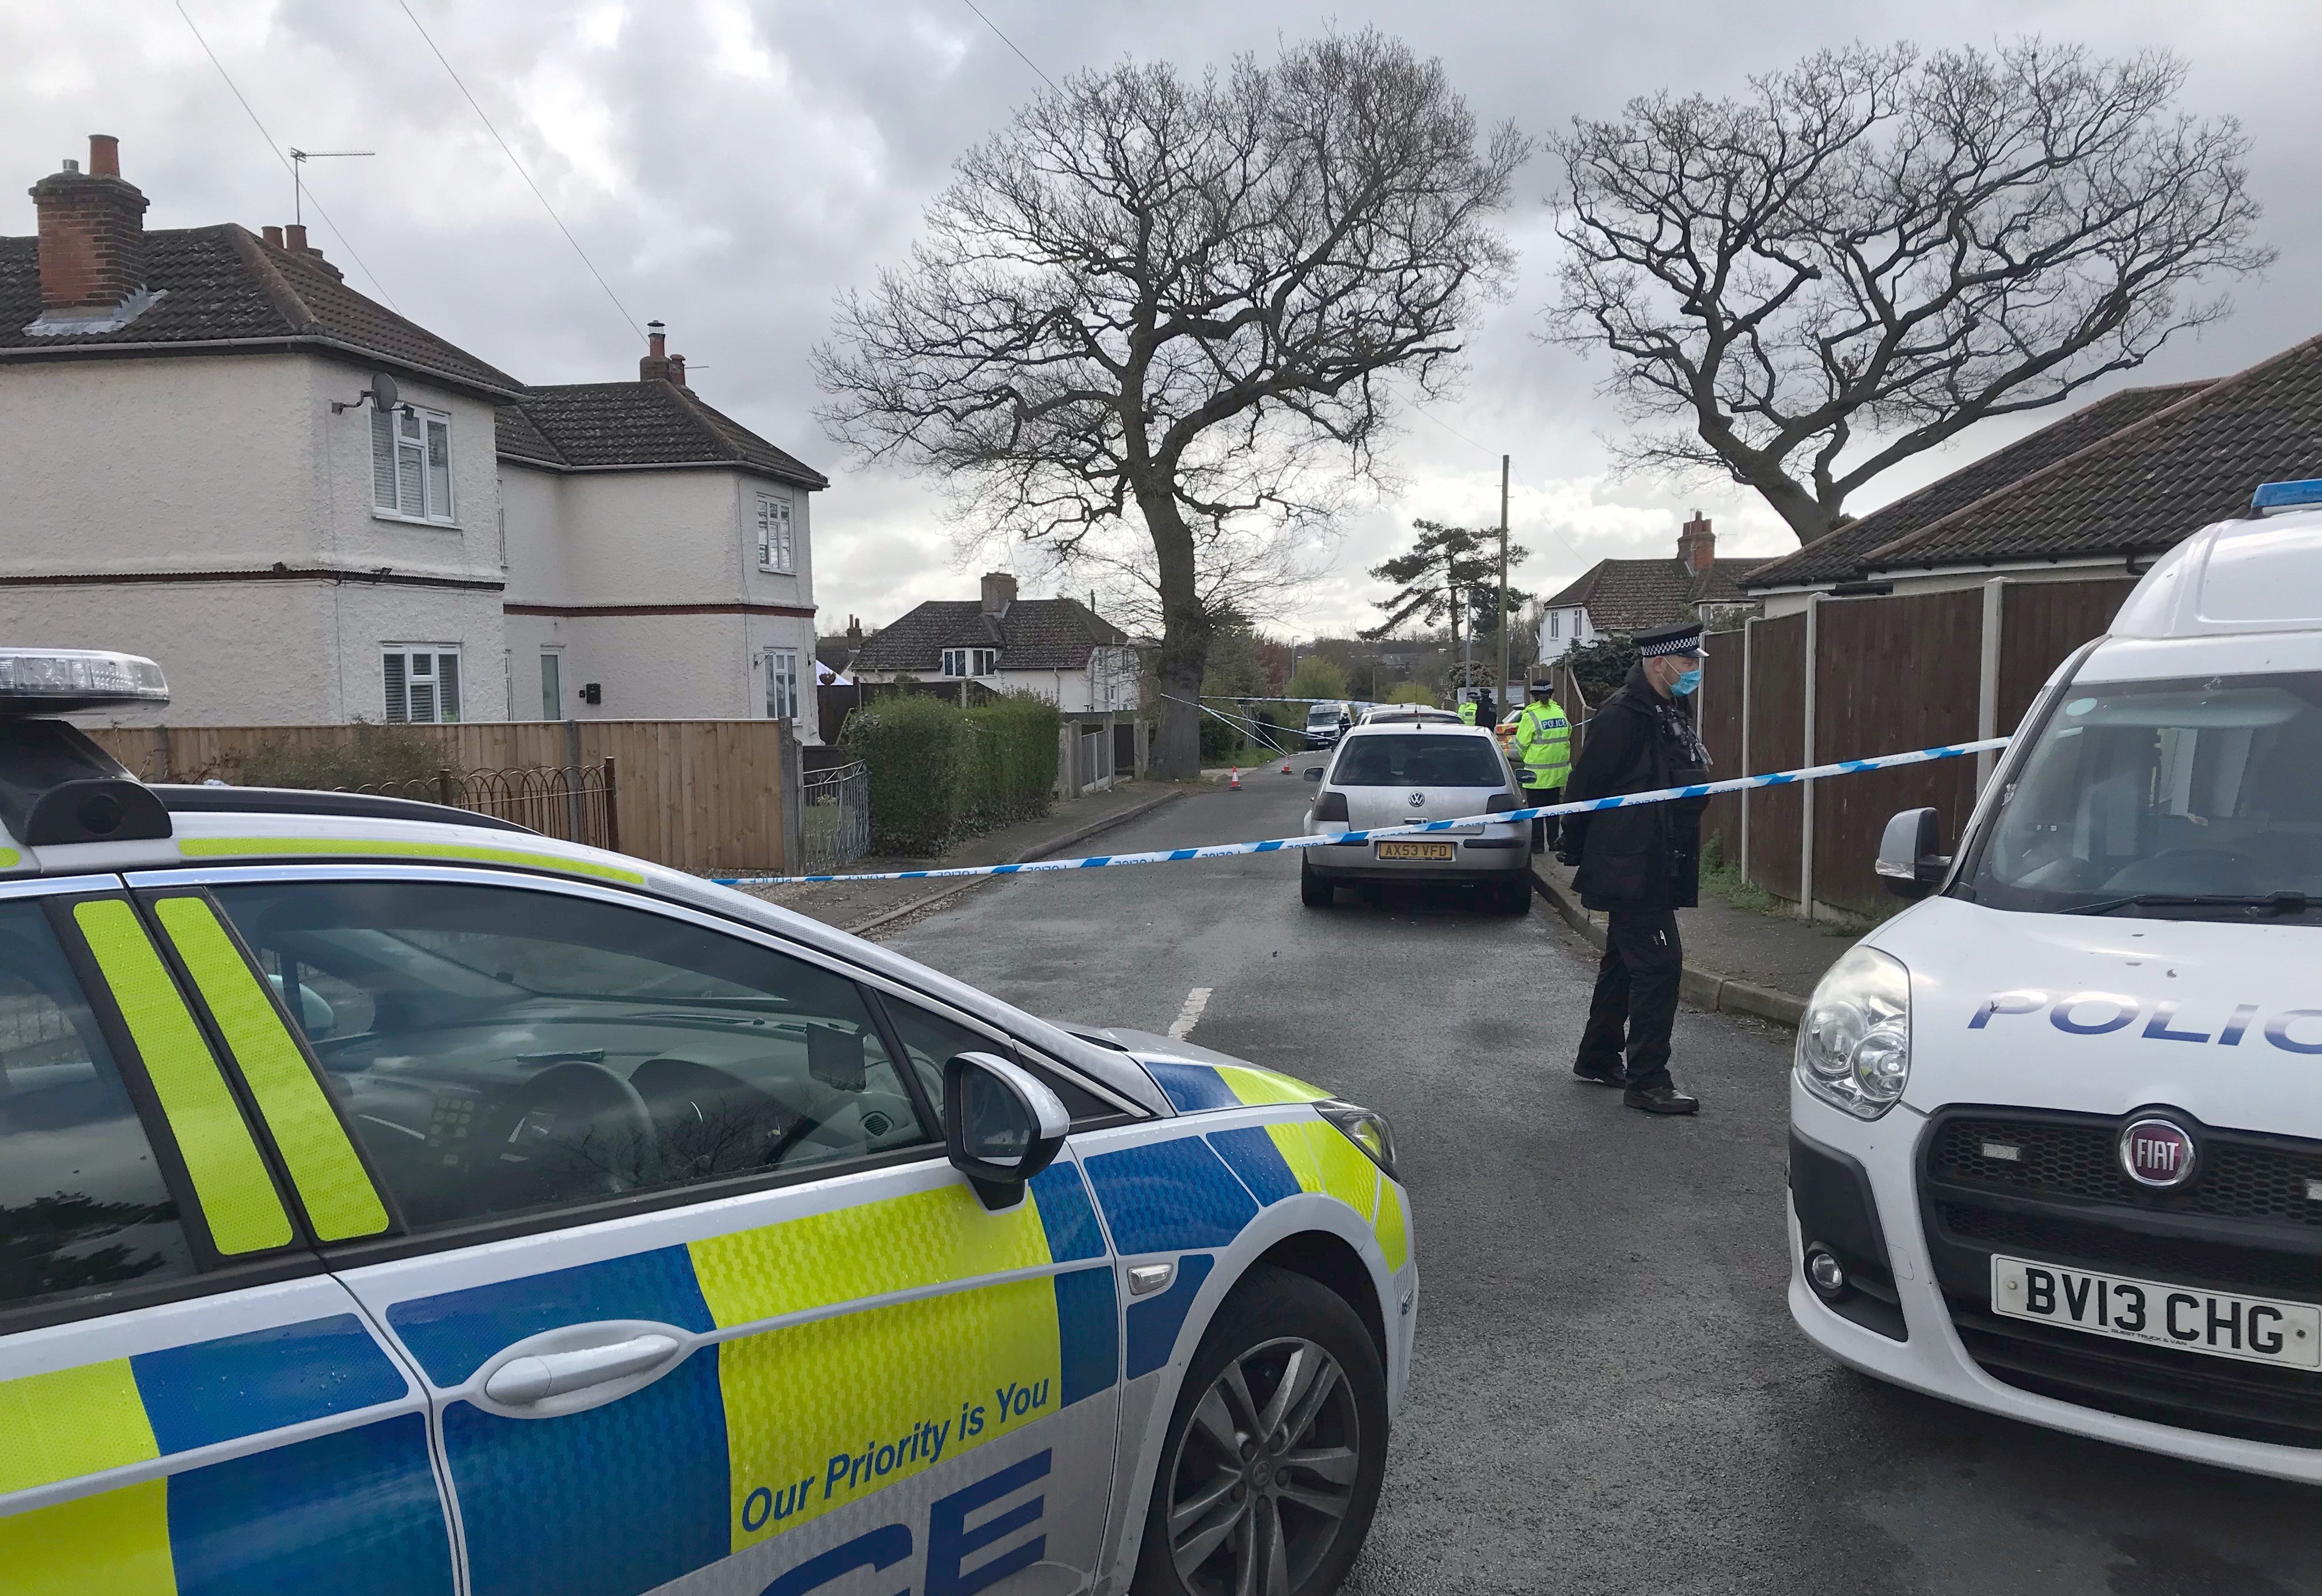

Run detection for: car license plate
[[1377, 841, 1455, 860], [1990, 1255, 2320, 1370]]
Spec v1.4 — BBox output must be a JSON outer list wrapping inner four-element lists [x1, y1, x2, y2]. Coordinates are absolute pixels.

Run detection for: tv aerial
[[287, 147, 374, 226]]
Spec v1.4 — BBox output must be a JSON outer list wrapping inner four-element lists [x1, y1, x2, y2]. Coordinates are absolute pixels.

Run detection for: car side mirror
[[1875, 807, 1950, 900], [1303, 766, 1325, 781], [944, 1051, 1069, 1210]]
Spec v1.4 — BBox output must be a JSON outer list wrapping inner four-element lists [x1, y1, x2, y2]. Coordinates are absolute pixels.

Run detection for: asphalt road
[[880, 775, 2321, 1596]]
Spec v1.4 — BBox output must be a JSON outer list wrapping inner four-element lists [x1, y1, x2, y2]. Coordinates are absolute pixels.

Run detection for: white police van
[[0, 650, 1414, 1596], [1788, 485, 2322, 1483]]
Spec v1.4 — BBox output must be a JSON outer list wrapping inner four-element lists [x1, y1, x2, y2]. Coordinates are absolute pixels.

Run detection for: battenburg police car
[[0, 649, 1414, 1596], [1788, 488, 2322, 1484]]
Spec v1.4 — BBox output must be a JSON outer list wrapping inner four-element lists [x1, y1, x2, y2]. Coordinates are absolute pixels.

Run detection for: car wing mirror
[[807, 1024, 866, 1092], [1875, 807, 1949, 900], [943, 1050, 1069, 1210], [1303, 766, 1325, 781]]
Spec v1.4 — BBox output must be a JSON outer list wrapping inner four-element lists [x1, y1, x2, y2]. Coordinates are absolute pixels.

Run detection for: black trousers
[[1574, 909, 1682, 1090], [1523, 785, 1562, 852]]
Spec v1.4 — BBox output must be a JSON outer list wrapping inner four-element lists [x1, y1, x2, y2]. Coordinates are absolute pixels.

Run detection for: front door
[[0, 877, 452, 1596], [184, 862, 1121, 1596]]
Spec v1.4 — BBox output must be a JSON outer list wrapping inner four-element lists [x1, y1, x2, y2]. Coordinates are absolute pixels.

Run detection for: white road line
[[1167, 986, 1213, 1041]]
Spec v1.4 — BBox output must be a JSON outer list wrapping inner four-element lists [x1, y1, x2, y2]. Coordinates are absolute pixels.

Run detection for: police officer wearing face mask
[[1556, 621, 1712, 1114]]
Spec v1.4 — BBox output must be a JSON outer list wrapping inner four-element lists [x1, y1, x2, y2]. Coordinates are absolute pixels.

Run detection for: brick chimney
[[263, 225, 284, 249], [28, 134, 150, 319], [980, 572, 1017, 615], [283, 222, 309, 253], [640, 319, 680, 382], [845, 615, 863, 650], [1678, 511, 1716, 575]]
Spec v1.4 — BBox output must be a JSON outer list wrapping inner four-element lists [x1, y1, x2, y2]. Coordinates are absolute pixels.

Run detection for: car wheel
[[1299, 861, 1333, 908], [1133, 1267, 1389, 1596], [1501, 877, 1534, 915]]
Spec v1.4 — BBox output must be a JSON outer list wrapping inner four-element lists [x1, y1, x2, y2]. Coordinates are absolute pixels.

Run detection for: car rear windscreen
[[1333, 735, 1505, 786]]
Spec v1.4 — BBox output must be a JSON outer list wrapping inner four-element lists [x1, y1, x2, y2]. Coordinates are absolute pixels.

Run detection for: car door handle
[[483, 1333, 681, 1406]]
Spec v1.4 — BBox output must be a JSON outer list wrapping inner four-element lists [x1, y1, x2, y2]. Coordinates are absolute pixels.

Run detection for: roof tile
[[506, 382, 827, 486], [1542, 556, 1756, 633], [851, 598, 1131, 672]]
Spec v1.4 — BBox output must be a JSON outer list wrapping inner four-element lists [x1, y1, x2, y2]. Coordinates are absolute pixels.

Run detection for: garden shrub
[[961, 694, 1060, 829], [843, 691, 1061, 854], [234, 721, 449, 792]]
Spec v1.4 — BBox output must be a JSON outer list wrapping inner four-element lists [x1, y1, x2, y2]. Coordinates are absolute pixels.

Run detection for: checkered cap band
[[1638, 632, 1706, 658]]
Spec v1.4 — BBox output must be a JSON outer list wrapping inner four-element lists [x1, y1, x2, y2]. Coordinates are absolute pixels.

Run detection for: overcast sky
[[7, 1, 2317, 640]]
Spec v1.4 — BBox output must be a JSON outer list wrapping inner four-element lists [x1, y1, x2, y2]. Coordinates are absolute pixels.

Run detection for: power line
[[172, 0, 401, 310], [959, 0, 1057, 90], [393, 0, 644, 343], [1408, 401, 1590, 567]]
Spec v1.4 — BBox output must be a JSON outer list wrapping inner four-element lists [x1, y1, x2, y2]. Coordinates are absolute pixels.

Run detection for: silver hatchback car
[[1300, 722, 1533, 912]]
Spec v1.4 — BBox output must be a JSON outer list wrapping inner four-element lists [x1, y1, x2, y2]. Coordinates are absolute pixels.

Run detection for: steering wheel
[[484, 1061, 660, 1199]]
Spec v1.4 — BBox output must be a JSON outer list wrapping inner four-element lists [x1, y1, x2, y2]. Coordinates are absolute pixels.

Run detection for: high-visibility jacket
[[1513, 697, 1572, 788], [1458, 701, 1478, 725]]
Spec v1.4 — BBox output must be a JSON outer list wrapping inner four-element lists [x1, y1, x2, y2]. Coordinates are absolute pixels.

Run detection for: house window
[[941, 648, 996, 678], [384, 648, 462, 724], [1549, 611, 1560, 639], [756, 493, 795, 573], [540, 651, 563, 720], [766, 649, 800, 721], [371, 405, 455, 523]]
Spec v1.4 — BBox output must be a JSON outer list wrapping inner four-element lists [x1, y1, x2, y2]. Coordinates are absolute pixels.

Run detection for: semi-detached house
[[0, 135, 828, 738]]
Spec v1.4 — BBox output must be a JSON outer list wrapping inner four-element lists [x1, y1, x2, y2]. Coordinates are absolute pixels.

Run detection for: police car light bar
[[2249, 479, 2322, 512], [0, 649, 169, 715]]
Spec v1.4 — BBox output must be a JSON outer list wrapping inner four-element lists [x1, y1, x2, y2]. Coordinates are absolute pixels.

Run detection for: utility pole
[[1497, 454, 1511, 716]]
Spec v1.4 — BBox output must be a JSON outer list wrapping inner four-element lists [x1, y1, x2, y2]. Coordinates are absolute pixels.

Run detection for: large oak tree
[[1549, 40, 2272, 545], [814, 31, 1526, 776]]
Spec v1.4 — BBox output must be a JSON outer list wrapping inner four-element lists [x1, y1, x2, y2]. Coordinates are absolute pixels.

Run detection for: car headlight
[[1796, 945, 1911, 1119], [1318, 1100, 1400, 1182]]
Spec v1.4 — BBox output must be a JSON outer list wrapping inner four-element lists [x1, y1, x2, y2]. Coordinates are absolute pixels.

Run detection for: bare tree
[[1548, 41, 2272, 545], [814, 31, 1527, 776]]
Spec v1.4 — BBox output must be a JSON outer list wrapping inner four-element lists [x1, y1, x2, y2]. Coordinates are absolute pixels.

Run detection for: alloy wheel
[[1164, 1336, 1361, 1596]]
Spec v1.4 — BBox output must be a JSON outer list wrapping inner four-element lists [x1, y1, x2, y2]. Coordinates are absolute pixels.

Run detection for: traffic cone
[[1280, 758, 1292, 774], [1228, 766, 1242, 789]]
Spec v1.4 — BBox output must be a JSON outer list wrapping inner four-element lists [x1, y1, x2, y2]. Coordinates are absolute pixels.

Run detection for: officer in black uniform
[[1557, 621, 1711, 1115]]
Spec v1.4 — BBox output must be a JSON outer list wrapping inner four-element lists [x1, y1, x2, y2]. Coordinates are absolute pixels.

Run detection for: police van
[[0, 649, 1414, 1596], [1787, 486, 2322, 1484]]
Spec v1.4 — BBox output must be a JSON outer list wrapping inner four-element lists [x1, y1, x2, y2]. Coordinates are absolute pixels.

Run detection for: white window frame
[[382, 645, 463, 724], [765, 648, 800, 722], [539, 649, 563, 721], [755, 492, 795, 573], [371, 404, 457, 525], [940, 648, 996, 679]]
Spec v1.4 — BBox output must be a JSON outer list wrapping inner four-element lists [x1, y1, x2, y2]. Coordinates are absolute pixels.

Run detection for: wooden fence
[[86, 719, 798, 876], [1725, 576, 2135, 921]]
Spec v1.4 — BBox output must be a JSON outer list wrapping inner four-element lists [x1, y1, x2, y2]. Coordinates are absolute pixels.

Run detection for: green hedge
[[841, 692, 1060, 855]]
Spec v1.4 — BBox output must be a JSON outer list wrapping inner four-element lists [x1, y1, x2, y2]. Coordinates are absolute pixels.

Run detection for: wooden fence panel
[[1746, 613, 1806, 901], [1811, 591, 1983, 917], [1997, 579, 2137, 734], [1696, 629, 1746, 865], [82, 719, 791, 875]]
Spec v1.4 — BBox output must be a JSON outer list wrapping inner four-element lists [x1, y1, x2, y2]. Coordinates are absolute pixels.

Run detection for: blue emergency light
[[2249, 478, 2322, 511]]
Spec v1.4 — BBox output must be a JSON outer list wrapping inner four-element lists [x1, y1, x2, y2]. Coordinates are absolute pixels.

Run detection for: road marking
[[1168, 987, 1213, 1041]]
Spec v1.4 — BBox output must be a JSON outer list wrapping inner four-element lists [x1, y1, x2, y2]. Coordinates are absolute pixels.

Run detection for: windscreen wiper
[[2062, 891, 2316, 918]]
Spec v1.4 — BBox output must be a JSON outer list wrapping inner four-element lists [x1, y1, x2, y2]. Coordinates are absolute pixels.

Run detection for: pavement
[[877, 776, 2320, 1596], [736, 779, 1187, 934]]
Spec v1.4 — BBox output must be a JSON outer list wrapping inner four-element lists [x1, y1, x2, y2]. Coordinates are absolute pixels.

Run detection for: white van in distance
[[1787, 482, 2322, 1484]]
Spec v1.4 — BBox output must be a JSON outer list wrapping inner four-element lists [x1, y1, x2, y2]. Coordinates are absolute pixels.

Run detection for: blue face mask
[[1671, 666, 1703, 697]]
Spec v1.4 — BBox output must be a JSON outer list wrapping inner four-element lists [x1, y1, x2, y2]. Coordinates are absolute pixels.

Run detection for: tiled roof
[[1859, 337, 2322, 571], [851, 598, 1132, 672], [0, 225, 522, 395], [503, 382, 827, 487], [1541, 556, 1758, 633], [1742, 382, 2213, 590]]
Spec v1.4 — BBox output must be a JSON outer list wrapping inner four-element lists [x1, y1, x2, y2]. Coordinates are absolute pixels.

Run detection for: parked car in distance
[[1305, 700, 1354, 747], [1300, 721, 1532, 913], [1359, 705, 1460, 726]]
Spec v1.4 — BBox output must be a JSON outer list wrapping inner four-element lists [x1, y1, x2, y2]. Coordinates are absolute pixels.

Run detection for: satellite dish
[[369, 373, 400, 412]]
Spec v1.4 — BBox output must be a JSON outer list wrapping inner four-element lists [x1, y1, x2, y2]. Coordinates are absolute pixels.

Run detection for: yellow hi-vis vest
[[1514, 698, 1572, 787], [1458, 701, 1478, 725]]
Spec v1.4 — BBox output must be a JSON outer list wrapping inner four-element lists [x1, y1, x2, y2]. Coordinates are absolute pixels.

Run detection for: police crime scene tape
[[714, 736, 2013, 888]]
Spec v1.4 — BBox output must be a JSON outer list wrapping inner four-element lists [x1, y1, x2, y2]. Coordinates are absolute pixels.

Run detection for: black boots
[[1623, 1083, 1700, 1115]]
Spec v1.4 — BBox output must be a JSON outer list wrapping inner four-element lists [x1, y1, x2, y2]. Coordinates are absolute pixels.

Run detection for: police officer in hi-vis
[[1557, 620, 1711, 1115]]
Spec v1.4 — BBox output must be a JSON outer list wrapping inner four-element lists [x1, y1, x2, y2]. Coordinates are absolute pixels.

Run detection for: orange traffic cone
[[1228, 766, 1242, 789], [1280, 758, 1292, 774]]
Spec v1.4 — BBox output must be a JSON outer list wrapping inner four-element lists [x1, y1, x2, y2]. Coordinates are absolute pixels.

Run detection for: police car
[[0, 649, 1415, 1596], [1788, 487, 2322, 1484]]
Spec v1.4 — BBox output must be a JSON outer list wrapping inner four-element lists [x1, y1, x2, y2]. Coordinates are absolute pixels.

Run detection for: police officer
[[1511, 680, 1572, 852], [1457, 696, 1479, 726], [1557, 621, 1710, 1115]]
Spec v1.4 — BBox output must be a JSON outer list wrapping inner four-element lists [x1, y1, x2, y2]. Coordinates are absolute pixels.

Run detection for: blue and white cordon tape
[[716, 736, 2013, 887]]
